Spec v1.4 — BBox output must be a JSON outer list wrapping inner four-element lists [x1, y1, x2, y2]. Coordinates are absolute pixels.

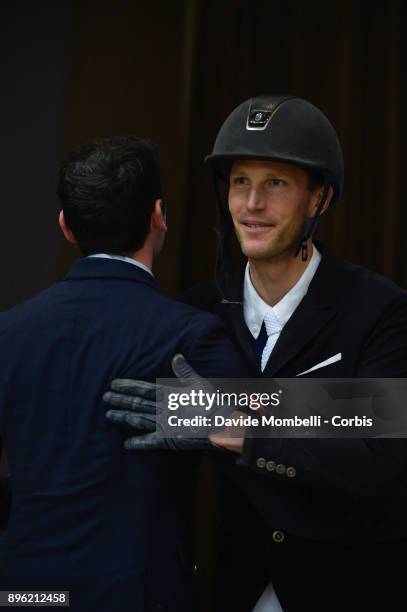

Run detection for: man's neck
[[249, 242, 313, 306], [123, 248, 153, 272]]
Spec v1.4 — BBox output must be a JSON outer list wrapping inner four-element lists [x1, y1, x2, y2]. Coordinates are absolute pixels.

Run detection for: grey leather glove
[[104, 354, 216, 451]]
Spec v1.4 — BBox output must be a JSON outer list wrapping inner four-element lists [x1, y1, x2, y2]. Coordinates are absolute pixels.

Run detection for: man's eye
[[231, 177, 249, 186], [268, 179, 284, 187]]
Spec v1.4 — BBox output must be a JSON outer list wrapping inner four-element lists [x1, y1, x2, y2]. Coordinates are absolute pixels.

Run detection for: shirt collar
[[243, 244, 321, 339], [87, 253, 153, 277]]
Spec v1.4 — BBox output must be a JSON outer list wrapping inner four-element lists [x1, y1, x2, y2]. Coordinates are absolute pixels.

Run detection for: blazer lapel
[[263, 245, 341, 377], [263, 294, 337, 376]]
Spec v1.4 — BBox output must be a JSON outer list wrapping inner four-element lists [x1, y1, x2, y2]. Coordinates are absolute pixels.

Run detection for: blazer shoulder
[[178, 281, 222, 313], [0, 282, 66, 332], [161, 290, 226, 337], [339, 258, 407, 302]]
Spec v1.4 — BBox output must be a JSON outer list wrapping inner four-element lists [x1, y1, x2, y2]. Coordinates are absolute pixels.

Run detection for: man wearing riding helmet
[[105, 96, 407, 611]]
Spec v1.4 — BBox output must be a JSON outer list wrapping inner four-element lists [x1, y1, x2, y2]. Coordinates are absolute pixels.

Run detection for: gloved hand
[[104, 354, 219, 451]]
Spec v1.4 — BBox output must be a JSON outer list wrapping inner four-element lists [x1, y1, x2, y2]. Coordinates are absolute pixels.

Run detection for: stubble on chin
[[239, 230, 304, 264]]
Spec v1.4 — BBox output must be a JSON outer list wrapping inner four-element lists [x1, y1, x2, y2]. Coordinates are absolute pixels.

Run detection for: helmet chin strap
[[294, 183, 330, 261]]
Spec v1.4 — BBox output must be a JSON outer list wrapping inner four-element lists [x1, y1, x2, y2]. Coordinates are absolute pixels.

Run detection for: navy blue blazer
[[0, 258, 245, 612]]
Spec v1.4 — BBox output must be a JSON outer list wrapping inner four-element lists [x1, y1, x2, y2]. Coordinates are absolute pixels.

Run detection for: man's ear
[[59, 210, 77, 244], [311, 185, 334, 217], [150, 199, 167, 233]]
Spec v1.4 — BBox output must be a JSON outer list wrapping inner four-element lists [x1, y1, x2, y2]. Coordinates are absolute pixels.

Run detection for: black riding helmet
[[205, 95, 344, 298]]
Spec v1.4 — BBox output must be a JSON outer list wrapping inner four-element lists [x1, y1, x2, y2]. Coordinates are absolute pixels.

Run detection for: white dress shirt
[[244, 244, 321, 612], [244, 244, 321, 366], [87, 253, 153, 276]]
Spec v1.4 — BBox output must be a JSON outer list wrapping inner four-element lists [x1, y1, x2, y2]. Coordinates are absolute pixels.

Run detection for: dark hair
[[57, 136, 162, 255]]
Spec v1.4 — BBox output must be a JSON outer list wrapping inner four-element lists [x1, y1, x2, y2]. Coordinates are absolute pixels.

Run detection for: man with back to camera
[[0, 136, 249, 611], [104, 97, 407, 611]]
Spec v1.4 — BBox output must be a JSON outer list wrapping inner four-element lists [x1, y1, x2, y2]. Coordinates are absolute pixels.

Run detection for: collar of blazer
[[64, 257, 158, 290], [219, 242, 341, 376]]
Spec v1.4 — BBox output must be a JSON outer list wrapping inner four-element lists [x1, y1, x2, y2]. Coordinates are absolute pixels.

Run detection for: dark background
[[3, 0, 406, 311], [2, 0, 406, 607]]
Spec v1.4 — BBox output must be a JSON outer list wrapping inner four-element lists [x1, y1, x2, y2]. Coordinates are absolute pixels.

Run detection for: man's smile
[[240, 220, 276, 233]]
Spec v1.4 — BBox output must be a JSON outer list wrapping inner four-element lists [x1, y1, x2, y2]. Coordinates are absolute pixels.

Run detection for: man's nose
[[246, 188, 266, 211]]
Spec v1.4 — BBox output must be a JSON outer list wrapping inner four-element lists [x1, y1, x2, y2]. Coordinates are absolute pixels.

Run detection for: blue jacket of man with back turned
[[0, 136, 246, 611]]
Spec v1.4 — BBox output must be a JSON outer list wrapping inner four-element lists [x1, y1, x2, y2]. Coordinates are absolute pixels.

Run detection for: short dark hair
[[57, 136, 162, 256]]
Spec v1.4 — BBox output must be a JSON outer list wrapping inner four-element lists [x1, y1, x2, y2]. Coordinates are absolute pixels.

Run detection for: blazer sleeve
[[237, 293, 407, 500], [181, 316, 250, 380]]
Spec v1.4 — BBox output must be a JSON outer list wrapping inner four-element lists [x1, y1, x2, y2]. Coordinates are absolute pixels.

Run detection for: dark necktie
[[250, 321, 268, 366]]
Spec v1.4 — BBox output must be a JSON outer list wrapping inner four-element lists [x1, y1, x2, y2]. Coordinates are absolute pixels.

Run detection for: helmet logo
[[247, 109, 272, 130]]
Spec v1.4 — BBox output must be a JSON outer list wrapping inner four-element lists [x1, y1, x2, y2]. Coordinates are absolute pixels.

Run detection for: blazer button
[[266, 460, 276, 472], [272, 530, 285, 543], [276, 463, 286, 475], [256, 457, 266, 469], [286, 467, 297, 478]]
